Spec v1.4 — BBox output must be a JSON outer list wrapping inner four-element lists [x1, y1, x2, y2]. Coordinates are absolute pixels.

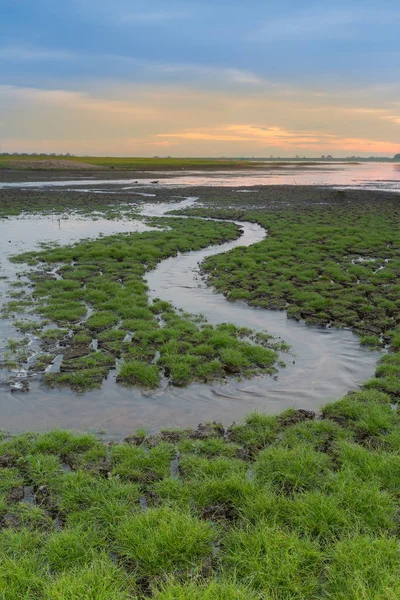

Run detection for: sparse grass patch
[[222, 525, 322, 598], [85, 311, 119, 331], [44, 368, 107, 391], [227, 412, 279, 452], [325, 535, 400, 599], [114, 507, 215, 578], [185, 196, 400, 347], [254, 444, 332, 493], [117, 360, 160, 388]]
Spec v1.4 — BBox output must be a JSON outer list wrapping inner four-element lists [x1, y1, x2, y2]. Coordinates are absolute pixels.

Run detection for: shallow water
[[0, 214, 154, 402], [1, 162, 399, 192], [146, 218, 380, 414], [0, 197, 381, 438]]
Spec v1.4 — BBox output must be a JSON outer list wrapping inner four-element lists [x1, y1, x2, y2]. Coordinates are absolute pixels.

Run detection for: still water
[[1, 162, 400, 192]]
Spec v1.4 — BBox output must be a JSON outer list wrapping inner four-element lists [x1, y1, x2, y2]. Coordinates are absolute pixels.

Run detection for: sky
[[1, 0, 400, 157]]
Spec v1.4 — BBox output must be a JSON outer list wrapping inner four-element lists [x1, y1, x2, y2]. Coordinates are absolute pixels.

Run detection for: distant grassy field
[[0, 155, 260, 171]]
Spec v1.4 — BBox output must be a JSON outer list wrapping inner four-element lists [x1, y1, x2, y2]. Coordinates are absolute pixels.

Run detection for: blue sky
[[1, 1, 400, 156]]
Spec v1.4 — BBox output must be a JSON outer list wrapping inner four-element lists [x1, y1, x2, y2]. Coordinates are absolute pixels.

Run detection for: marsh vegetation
[[0, 188, 146, 219], [1, 181, 400, 597], [179, 193, 400, 352], [4, 217, 282, 391], [0, 156, 258, 171], [1, 386, 400, 598]]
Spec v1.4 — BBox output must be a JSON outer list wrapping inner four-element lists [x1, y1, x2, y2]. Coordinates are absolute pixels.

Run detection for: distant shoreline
[[0, 155, 398, 173]]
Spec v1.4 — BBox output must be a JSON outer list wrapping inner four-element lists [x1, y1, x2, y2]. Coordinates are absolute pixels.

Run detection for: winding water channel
[[0, 193, 381, 438]]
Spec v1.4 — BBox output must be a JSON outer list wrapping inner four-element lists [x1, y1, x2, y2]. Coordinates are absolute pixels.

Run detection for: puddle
[[0, 194, 381, 439]]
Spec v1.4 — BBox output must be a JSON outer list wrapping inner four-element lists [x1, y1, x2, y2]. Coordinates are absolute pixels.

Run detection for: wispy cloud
[[0, 43, 265, 89], [120, 10, 193, 23], [381, 115, 400, 125], [258, 9, 355, 41], [156, 63, 264, 86], [344, 107, 400, 125], [0, 85, 161, 120], [0, 46, 74, 61], [253, 7, 400, 42]]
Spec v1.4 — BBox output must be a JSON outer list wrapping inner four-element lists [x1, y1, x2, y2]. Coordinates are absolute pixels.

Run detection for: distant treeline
[[0, 152, 73, 157], [1, 152, 399, 162]]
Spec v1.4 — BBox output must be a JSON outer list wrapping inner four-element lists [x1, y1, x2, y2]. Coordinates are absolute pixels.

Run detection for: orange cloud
[[1, 83, 399, 156], [157, 124, 400, 154]]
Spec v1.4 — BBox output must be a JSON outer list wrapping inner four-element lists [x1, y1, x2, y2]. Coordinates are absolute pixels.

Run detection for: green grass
[[115, 507, 215, 578], [179, 195, 400, 347], [325, 535, 400, 599], [6, 217, 281, 390], [117, 360, 161, 388], [1, 173, 400, 597], [0, 383, 400, 598], [0, 155, 258, 171], [43, 526, 101, 571], [223, 525, 322, 598], [42, 556, 134, 599], [254, 443, 333, 493], [44, 368, 108, 391], [152, 579, 260, 599], [85, 311, 120, 330]]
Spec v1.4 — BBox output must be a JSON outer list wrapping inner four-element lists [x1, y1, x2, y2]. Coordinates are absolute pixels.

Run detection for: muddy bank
[[0, 169, 181, 184], [1, 184, 400, 220]]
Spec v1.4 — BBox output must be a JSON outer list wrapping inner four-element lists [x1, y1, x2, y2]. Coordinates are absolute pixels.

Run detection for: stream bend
[[0, 197, 381, 437], [146, 205, 381, 415]]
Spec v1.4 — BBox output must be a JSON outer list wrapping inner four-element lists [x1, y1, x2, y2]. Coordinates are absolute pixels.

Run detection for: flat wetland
[[0, 165, 399, 598]]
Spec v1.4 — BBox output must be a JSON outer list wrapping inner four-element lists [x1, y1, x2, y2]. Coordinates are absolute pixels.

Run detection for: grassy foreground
[[1, 386, 400, 599]]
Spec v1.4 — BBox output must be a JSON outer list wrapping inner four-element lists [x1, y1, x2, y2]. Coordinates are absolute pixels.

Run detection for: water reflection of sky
[[1, 163, 399, 193]]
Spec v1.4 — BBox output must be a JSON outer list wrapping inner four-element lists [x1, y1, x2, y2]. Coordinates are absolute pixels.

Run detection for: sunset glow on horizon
[[1, 1, 400, 158]]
